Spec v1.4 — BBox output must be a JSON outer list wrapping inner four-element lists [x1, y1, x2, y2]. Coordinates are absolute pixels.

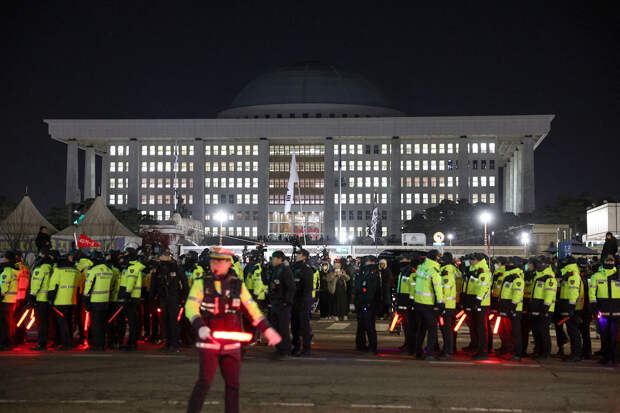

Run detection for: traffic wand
[[17, 308, 32, 327], [26, 313, 36, 330], [177, 307, 184, 322], [389, 313, 402, 332], [489, 314, 495, 320], [51, 306, 64, 317], [597, 311, 602, 319], [453, 313, 467, 332], [107, 305, 124, 324], [556, 317, 569, 326], [212, 331, 253, 342], [439, 316, 444, 326], [84, 311, 90, 331], [456, 310, 465, 319], [493, 316, 501, 334]]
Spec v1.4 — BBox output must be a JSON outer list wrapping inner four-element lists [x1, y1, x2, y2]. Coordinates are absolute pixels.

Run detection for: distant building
[[586, 203, 620, 246], [140, 213, 204, 255], [45, 62, 554, 243]]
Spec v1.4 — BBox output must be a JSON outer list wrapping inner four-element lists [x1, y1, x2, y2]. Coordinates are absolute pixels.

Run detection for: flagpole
[[338, 143, 342, 243], [297, 181, 306, 246]]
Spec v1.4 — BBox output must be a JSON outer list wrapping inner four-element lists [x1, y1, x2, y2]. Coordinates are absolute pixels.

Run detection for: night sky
[[2, 2, 619, 213]]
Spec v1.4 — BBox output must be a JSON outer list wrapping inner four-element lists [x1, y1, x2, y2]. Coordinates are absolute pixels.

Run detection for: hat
[[298, 249, 309, 258], [272, 250, 286, 260], [210, 248, 234, 260]]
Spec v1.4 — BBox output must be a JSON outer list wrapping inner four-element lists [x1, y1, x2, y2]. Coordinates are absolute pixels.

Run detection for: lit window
[[439, 144, 445, 154], [406, 160, 412, 171], [365, 177, 371, 187], [205, 145, 211, 156], [481, 143, 487, 154], [414, 160, 420, 171], [110, 146, 116, 156], [422, 160, 428, 171], [149, 145, 155, 156], [490, 176, 496, 187], [490, 193, 496, 203], [431, 194, 437, 204], [481, 176, 487, 187], [447, 143, 453, 154], [471, 143, 479, 154], [489, 143, 496, 154], [422, 144, 428, 154], [110, 162, 116, 172], [431, 160, 437, 171], [252, 194, 258, 204], [414, 144, 420, 154], [205, 162, 211, 172], [448, 176, 453, 187], [381, 144, 388, 154], [481, 193, 487, 203], [422, 193, 428, 204], [141, 145, 147, 156], [472, 193, 479, 204], [472, 176, 479, 187], [431, 144, 436, 154], [414, 193, 420, 204], [205, 194, 211, 204]]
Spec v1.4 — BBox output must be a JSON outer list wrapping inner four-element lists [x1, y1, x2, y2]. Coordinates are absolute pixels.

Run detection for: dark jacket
[[379, 267, 393, 306], [35, 231, 51, 251], [266, 263, 296, 306], [150, 261, 189, 301], [601, 235, 618, 259], [354, 264, 382, 308], [292, 260, 314, 308]]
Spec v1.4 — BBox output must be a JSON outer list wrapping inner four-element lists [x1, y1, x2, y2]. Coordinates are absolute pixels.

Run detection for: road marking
[[144, 354, 183, 358], [355, 358, 401, 363], [327, 322, 350, 330], [260, 402, 315, 407], [165, 400, 219, 405], [352, 404, 412, 409], [60, 400, 126, 404], [450, 408, 522, 412]]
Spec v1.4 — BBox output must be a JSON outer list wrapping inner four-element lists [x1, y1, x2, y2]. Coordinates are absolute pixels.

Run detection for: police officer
[[414, 250, 444, 360], [354, 256, 381, 355], [119, 248, 146, 351], [48, 254, 80, 350], [439, 252, 459, 359], [528, 256, 556, 360], [497, 257, 525, 361], [106, 250, 123, 349], [13, 251, 30, 345], [291, 249, 314, 357], [265, 251, 295, 358], [75, 251, 94, 344], [557, 256, 584, 362], [29, 249, 54, 350], [151, 250, 188, 352], [589, 254, 620, 365], [0, 251, 19, 350], [395, 254, 417, 354], [490, 257, 508, 354], [185, 248, 281, 413], [576, 257, 593, 359], [83, 251, 113, 351], [468, 253, 492, 361]]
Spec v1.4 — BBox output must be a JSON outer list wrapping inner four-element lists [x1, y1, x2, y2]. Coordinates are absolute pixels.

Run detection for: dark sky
[[2, 2, 619, 213]]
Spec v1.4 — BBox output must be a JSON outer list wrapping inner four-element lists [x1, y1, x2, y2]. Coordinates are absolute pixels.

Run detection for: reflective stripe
[[195, 342, 241, 350], [91, 291, 109, 294], [188, 296, 202, 303], [416, 292, 433, 297], [476, 296, 483, 300], [60, 286, 75, 289]]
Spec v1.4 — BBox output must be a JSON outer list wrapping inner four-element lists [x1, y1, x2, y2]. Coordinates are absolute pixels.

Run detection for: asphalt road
[[0, 320, 618, 413]]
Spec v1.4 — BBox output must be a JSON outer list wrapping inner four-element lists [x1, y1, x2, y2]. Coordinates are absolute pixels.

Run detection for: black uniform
[[265, 263, 295, 355], [291, 260, 314, 355], [150, 260, 189, 351], [354, 263, 381, 354]]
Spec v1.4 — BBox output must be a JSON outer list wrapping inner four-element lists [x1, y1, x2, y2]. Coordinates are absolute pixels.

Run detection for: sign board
[[559, 242, 572, 259], [433, 232, 445, 244]]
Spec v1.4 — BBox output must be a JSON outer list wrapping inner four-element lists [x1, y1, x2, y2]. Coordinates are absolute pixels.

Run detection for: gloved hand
[[197, 326, 211, 342], [27, 294, 36, 307], [264, 327, 282, 346], [589, 303, 598, 316], [473, 299, 482, 310], [435, 302, 445, 314]]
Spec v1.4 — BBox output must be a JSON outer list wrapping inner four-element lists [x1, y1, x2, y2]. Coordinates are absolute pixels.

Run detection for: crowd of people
[[0, 242, 619, 367]]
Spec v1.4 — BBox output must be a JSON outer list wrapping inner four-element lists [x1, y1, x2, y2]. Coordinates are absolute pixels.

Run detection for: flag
[[370, 193, 378, 241], [284, 153, 299, 213], [77, 234, 101, 248]]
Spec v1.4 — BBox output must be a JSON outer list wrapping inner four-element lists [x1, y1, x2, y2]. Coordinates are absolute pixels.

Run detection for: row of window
[[109, 194, 127, 205], [335, 160, 390, 172], [141, 145, 195, 157], [402, 176, 463, 188], [340, 209, 388, 221], [205, 226, 258, 238], [141, 210, 172, 221], [141, 178, 194, 189], [336, 176, 389, 188], [140, 161, 194, 173], [472, 193, 496, 204], [269, 145, 324, 156], [205, 194, 259, 205], [471, 176, 496, 187], [334, 144, 390, 156], [205, 211, 259, 222], [269, 178, 324, 189], [335, 226, 388, 238], [269, 162, 325, 173], [205, 145, 259, 156], [141, 194, 193, 206], [109, 162, 129, 172], [109, 145, 130, 157], [269, 194, 325, 205], [205, 177, 259, 189], [402, 193, 460, 205], [205, 161, 259, 172], [334, 193, 388, 205]]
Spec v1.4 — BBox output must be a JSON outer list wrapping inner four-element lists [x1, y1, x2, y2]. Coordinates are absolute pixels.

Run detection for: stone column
[[520, 137, 535, 213], [127, 139, 139, 210], [511, 151, 518, 214], [65, 139, 80, 205], [193, 139, 205, 223], [457, 140, 469, 202], [323, 138, 335, 242], [258, 138, 269, 240], [389, 137, 402, 241], [101, 151, 110, 201], [514, 147, 522, 214], [84, 147, 96, 200], [504, 160, 513, 213]]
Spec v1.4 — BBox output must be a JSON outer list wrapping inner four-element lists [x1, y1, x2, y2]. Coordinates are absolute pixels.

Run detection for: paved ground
[[0, 320, 618, 413]]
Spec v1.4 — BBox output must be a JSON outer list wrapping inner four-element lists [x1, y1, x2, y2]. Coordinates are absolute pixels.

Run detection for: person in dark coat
[[35, 226, 51, 251], [601, 232, 618, 259], [378, 259, 393, 319]]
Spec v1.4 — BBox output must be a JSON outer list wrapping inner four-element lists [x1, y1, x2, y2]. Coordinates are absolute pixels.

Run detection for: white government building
[[45, 62, 553, 243]]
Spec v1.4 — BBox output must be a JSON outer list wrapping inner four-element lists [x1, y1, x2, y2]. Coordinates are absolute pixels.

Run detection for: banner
[[284, 153, 299, 213], [370, 193, 378, 241], [77, 233, 101, 248]]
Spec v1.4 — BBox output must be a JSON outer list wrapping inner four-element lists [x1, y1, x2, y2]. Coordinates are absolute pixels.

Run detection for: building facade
[[45, 63, 553, 243]]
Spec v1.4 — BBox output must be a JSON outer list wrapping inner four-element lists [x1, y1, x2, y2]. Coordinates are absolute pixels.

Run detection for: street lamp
[[447, 233, 454, 246], [521, 232, 529, 256], [479, 211, 492, 253], [214, 211, 227, 246]]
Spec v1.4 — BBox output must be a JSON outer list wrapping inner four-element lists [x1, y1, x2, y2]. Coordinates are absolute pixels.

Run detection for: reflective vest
[[463, 260, 492, 309], [84, 264, 114, 303], [190, 265, 205, 289], [110, 266, 121, 302], [76, 258, 93, 295], [589, 267, 620, 317], [558, 263, 584, 315], [440, 264, 459, 309], [30, 263, 53, 303], [16, 262, 30, 301], [0, 266, 19, 304], [248, 263, 267, 300], [232, 261, 244, 282], [396, 267, 416, 310], [491, 265, 506, 311], [49, 267, 79, 306], [498, 268, 524, 314], [121, 260, 145, 299], [528, 266, 557, 315], [414, 258, 443, 306], [312, 269, 320, 299]]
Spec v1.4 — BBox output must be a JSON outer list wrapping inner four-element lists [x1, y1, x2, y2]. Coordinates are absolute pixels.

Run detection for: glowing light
[[177, 307, 184, 322], [479, 211, 492, 224], [456, 310, 465, 319], [84, 311, 90, 332], [493, 316, 501, 334], [454, 313, 467, 332], [212, 331, 253, 342], [557, 317, 569, 326], [597, 311, 602, 319], [51, 307, 64, 317], [26, 314, 36, 330], [107, 306, 124, 324], [17, 309, 31, 327], [489, 314, 495, 320], [157, 307, 162, 313], [389, 314, 401, 332], [439, 316, 444, 326]]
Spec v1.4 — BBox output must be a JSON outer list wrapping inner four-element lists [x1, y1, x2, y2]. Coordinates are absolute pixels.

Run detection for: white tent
[[0, 195, 58, 252], [53, 196, 142, 252]]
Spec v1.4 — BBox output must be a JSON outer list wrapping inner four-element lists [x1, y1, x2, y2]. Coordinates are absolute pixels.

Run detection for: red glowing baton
[[456, 310, 465, 319], [157, 307, 162, 313], [51, 306, 64, 318], [107, 305, 124, 324], [389, 313, 401, 332], [26, 314, 36, 330], [84, 311, 90, 331], [556, 317, 569, 326], [493, 316, 501, 334], [17, 308, 32, 327], [211, 331, 253, 342], [453, 313, 467, 332], [177, 307, 184, 322], [439, 316, 444, 326]]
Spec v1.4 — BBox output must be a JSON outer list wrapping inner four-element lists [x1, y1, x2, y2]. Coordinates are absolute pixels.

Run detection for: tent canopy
[[0, 195, 58, 236], [543, 242, 598, 255]]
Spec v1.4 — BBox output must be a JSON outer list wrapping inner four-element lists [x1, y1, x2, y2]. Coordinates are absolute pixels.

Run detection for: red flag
[[77, 234, 101, 248]]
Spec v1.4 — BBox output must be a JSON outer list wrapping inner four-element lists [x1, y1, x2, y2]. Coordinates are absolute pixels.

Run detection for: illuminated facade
[[46, 63, 554, 242]]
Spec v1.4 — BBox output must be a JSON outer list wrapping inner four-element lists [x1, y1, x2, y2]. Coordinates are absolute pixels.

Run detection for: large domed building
[[46, 63, 553, 245]]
